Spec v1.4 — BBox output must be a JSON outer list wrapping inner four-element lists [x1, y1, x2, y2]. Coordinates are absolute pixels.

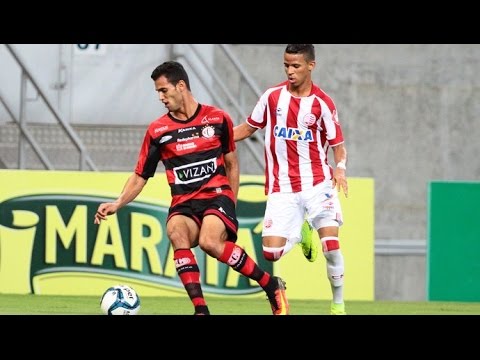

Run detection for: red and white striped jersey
[[246, 81, 344, 195]]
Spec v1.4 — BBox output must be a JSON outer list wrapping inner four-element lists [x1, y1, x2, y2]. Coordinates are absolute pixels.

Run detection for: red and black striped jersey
[[135, 104, 236, 207]]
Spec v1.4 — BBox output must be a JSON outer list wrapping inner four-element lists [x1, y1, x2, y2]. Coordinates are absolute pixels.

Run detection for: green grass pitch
[[0, 294, 479, 315]]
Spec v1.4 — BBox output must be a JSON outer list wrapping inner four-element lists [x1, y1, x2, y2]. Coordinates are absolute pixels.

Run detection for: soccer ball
[[100, 284, 141, 315]]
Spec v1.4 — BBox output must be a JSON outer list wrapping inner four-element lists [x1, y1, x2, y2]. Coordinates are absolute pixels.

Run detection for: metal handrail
[[3, 44, 98, 171], [0, 90, 54, 169]]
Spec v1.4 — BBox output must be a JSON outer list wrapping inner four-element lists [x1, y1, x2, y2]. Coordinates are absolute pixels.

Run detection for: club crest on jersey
[[274, 125, 313, 142], [303, 113, 317, 127], [202, 125, 215, 139], [173, 157, 217, 184]]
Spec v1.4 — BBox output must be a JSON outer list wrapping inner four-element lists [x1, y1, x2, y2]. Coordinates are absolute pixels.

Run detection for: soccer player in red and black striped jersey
[[94, 61, 288, 315], [234, 44, 348, 315]]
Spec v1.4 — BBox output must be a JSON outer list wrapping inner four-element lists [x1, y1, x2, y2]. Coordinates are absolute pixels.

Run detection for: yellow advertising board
[[0, 170, 374, 300]]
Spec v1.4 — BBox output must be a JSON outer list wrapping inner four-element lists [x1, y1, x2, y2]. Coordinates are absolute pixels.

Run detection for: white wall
[[0, 44, 215, 125]]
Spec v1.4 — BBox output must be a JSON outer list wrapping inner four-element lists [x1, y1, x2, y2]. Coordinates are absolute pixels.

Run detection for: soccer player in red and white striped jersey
[[234, 44, 348, 315]]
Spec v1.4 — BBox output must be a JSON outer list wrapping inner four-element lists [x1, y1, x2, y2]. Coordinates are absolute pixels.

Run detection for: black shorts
[[167, 195, 238, 242]]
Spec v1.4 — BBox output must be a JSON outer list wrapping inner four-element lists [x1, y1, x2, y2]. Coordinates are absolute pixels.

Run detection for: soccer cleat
[[194, 305, 210, 315], [266, 276, 289, 315], [330, 302, 346, 315], [300, 220, 318, 262]]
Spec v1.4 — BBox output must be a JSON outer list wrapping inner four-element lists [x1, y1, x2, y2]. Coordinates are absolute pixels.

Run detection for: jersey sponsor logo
[[178, 127, 197, 133], [201, 115, 221, 123], [159, 135, 172, 144], [0, 178, 273, 296], [178, 134, 200, 142], [273, 125, 313, 142], [322, 201, 334, 211], [175, 142, 197, 152], [154, 125, 168, 133], [173, 157, 217, 184], [201, 125, 215, 139]]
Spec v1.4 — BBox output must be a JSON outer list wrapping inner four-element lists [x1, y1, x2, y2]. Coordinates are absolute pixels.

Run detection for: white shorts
[[262, 180, 343, 241]]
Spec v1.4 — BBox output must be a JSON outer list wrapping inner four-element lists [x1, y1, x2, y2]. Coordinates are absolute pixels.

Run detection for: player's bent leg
[[262, 245, 285, 261], [262, 235, 294, 261]]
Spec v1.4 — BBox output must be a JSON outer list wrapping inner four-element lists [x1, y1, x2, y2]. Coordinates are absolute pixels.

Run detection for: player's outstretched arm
[[94, 173, 148, 224], [233, 122, 257, 142]]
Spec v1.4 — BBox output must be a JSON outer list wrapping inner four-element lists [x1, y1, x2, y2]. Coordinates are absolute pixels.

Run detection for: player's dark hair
[[151, 61, 191, 90], [285, 44, 315, 62]]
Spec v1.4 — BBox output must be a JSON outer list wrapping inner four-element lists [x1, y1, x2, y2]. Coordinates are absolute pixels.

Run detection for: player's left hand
[[333, 169, 348, 197]]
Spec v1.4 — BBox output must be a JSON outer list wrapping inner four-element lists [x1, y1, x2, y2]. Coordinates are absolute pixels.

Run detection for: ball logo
[[125, 288, 134, 299]]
